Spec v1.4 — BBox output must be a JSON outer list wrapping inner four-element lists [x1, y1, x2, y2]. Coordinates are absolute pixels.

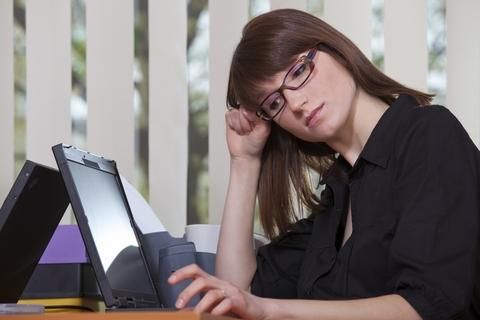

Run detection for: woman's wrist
[[230, 156, 262, 173], [228, 157, 262, 196], [230, 154, 262, 165], [261, 297, 282, 320]]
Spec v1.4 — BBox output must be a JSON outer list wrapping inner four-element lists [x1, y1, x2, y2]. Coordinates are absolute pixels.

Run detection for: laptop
[[0, 161, 69, 303], [51, 144, 165, 310]]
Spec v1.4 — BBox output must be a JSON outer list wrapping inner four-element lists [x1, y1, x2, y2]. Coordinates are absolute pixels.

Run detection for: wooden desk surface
[[0, 311, 233, 319]]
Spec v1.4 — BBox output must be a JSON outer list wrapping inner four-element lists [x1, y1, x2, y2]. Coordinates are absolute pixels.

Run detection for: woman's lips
[[306, 103, 324, 128]]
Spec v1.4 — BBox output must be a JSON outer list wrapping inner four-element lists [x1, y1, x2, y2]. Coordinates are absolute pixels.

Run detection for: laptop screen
[[68, 161, 139, 272], [53, 144, 159, 308], [0, 161, 69, 303]]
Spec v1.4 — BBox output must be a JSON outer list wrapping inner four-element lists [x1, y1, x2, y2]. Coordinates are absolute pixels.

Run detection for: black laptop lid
[[0, 161, 69, 303], [52, 144, 160, 309]]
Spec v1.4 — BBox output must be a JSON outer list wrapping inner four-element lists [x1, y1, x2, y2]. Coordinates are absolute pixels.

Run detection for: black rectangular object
[[52, 144, 162, 310], [21, 263, 100, 299], [0, 161, 69, 303]]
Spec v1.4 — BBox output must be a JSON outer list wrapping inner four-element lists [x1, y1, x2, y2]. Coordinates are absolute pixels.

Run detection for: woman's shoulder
[[391, 102, 480, 168], [396, 103, 475, 148], [405, 103, 460, 128]]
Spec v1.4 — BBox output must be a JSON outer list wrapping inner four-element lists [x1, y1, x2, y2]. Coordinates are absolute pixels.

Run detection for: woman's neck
[[327, 89, 389, 167]]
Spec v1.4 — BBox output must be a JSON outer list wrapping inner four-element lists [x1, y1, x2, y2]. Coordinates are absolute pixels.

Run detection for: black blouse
[[251, 95, 480, 320]]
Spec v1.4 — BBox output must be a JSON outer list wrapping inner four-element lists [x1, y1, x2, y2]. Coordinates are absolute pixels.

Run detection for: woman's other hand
[[226, 107, 271, 161], [169, 264, 267, 319]]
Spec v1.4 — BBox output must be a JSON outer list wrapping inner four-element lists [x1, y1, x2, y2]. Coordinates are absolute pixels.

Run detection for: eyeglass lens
[[259, 58, 313, 120]]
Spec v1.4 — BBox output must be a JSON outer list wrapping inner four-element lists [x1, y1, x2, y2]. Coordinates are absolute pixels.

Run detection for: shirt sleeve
[[389, 106, 480, 320], [250, 217, 314, 298]]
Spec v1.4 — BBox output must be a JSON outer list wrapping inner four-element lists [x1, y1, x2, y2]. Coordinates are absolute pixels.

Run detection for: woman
[[169, 9, 480, 319]]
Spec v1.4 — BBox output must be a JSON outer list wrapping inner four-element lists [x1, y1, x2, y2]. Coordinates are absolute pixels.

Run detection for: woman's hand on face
[[168, 264, 267, 320], [225, 107, 271, 162]]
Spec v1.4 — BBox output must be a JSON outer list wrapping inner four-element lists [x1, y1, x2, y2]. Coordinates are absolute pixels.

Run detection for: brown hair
[[227, 9, 434, 239]]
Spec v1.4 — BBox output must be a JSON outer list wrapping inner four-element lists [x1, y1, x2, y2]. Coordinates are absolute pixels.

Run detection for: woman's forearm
[[215, 158, 262, 289], [262, 294, 422, 320]]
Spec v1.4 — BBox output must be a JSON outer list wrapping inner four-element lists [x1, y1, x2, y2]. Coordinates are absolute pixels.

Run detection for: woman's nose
[[283, 89, 308, 113]]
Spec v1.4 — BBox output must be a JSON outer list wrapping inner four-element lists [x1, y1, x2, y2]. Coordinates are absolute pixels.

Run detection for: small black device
[[156, 242, 200, 307]]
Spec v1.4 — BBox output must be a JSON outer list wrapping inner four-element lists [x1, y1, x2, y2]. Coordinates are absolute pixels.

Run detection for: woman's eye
[[269, 97, 282, 111], [292, 63, 306, 78]]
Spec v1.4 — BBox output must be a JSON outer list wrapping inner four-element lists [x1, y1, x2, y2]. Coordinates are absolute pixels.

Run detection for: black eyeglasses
[[256, 48, 317, 121]]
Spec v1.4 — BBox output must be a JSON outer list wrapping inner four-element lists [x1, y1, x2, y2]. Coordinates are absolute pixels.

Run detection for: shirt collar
[[356, 94, 419, 169]]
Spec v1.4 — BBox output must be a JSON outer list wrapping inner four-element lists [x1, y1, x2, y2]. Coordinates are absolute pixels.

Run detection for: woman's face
[[259, 50, 358, 143]]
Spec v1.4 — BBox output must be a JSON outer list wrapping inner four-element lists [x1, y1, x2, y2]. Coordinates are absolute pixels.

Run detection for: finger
[[210, 297, 234, 316], [175, 277, 209, 309], [225, 109, 242, 133], [238, 106, 272, 137], [230, 110, 246, 135], [175, 276, 223, 309], [225, 109, 236, 130], [193, 289, 226, 314], [238, 110, 254, 133], [168, 264, 208, 285], [239, 106, 258, 123]]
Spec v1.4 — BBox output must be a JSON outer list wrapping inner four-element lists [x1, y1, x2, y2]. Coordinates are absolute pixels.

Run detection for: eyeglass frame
[[256, 47, 318, 121]]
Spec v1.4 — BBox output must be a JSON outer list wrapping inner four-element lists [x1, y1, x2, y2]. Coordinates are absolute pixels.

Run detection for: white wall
[[0, 0, 14, 201]]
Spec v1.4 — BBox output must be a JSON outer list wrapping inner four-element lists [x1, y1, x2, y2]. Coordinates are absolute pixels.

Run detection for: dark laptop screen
[[67, 160, 156, 296], [0, 161, 69, 303]]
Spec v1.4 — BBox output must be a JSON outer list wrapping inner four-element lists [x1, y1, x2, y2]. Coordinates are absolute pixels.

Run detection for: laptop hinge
[[116, 297, 137, 308]]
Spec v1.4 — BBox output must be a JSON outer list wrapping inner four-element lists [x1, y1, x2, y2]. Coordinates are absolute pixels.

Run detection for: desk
[[0, 311, 233, 319]]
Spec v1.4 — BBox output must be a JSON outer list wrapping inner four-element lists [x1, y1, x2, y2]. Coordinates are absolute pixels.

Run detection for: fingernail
[[175, 298, 184, 308], [168, 274, 176, 282]]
